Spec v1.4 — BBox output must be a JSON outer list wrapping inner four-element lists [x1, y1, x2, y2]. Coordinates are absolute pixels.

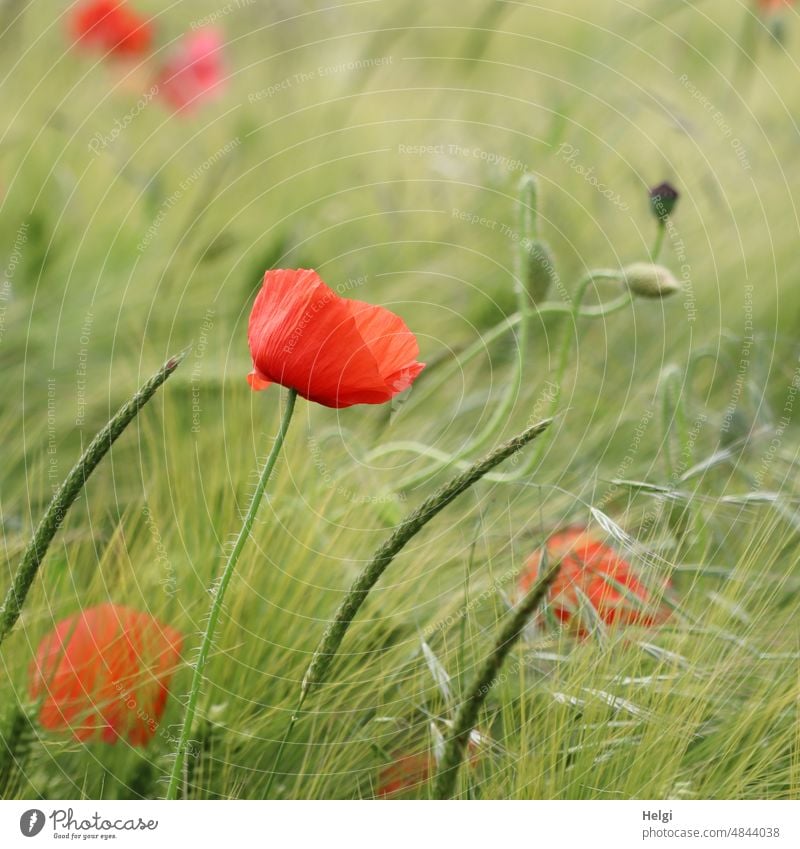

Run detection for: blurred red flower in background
[[758, 0, 795, 11], [70, 0, 153, 58], [156, 29, 225, 112], [248, 268, 425, 408], [29, 603, 182, 746], [519, 528, 669, 634]]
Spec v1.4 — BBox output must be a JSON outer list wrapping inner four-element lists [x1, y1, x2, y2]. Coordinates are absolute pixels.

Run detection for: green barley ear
[[517, 173, 557, 304], [301, 417, 552, 698], [433, 553, 561, 799], [0, 351, 187, 647]]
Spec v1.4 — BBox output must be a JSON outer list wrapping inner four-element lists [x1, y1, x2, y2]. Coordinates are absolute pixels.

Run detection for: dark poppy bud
[[649, 182, 679, 222]]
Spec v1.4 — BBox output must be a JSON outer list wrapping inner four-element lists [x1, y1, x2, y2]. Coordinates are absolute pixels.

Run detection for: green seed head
[[623, 263, 681, 299]]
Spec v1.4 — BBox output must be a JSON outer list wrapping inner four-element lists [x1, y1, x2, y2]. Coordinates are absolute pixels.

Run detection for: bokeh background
[[1, 0, 800, 799]]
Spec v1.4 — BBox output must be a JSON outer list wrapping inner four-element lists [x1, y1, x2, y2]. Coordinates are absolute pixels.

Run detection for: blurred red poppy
[[156, 29, 225, 112], [759, 0, 795, 11], [519, 528, 669, 634], [70, 0, 152, 58], [377, 753, 432, 797], [29, 603, 182, 746], [248, 268, 425, 408]]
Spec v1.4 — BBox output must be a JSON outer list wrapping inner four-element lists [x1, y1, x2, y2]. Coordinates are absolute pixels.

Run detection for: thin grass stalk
[[165, 388, 298, 800], [0, 351, 187, 647], [263, 417, 552, 798], [394, 176, 536, 490], [433, 557, 561, 799]]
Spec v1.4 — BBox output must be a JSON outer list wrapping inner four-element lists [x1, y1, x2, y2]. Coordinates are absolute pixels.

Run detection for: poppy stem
[[0, 351, 187, 649], [651, 221, 666, 262], [432, 558, 561, 799], [165, 387, 298, 800]]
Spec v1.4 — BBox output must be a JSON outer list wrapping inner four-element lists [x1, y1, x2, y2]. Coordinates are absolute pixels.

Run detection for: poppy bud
[[524, 239, 557, 304], [649, 182, 679, 222], [623, 263, 681, 299]]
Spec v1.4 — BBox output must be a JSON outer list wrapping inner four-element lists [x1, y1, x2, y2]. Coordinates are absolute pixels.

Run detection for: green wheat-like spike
[[0, 351, 187, 647], [433, 555, 561, 799]]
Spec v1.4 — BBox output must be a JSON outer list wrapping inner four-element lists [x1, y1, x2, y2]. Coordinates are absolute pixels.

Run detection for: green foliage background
[[1, 0, 799, 799]]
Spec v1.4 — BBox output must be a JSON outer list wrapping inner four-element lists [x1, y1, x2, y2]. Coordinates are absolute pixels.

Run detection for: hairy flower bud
[[649, 182, 679, 222], [524, 240, 557, 304], [623, 263, 681, 299]]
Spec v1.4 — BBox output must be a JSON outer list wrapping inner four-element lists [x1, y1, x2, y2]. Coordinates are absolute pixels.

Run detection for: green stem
[[520, 269, 622, 475], [433, 557, 561, 799], [165, 388, 298, 800], [0, 352, 187, 648], [651, 222, 666, 262], [263, 689, 308, 798], [300, 416, 551, 699], [396, 294, 631, 430]]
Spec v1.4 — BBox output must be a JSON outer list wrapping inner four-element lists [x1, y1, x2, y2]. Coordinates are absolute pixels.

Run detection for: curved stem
[[302, 417, 550, 698], [517, 269, 623, 476], [433, 556, 561, 799], [0, 351, 187, 648], [165, 388, 298, 800], [263, 689, 307, 798]]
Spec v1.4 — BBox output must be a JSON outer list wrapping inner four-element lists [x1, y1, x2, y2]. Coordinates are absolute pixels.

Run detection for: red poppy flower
[[29, 603, 182, 746], [247, 268, 425, 408], [520, 528, 669, 634], [156, 29, 225, 112], [70, 0, 153, 58], [759, 0, 795, 11], [377, 753, 432, 797]]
